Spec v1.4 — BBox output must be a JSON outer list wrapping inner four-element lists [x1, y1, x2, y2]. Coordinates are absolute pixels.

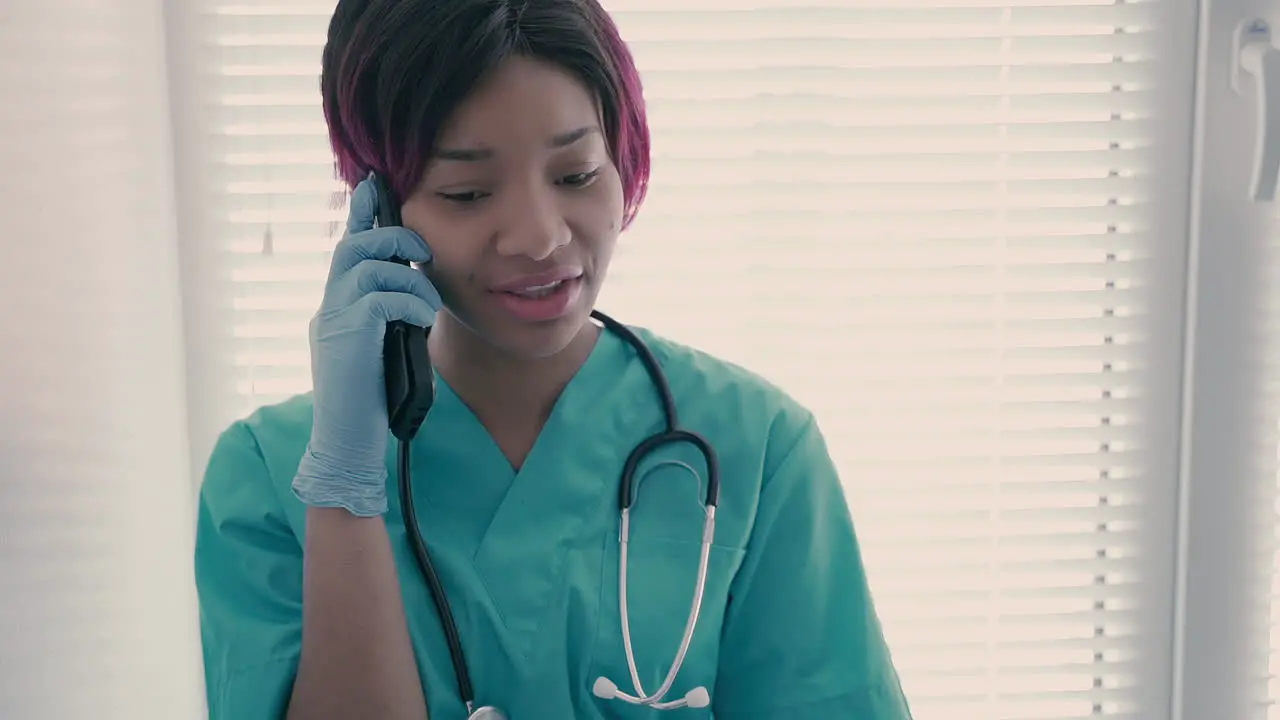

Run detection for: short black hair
[[320, 0, 651, 227]]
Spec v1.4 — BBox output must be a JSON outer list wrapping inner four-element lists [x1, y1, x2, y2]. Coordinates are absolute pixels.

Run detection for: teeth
[[511, 280, 564, 298]]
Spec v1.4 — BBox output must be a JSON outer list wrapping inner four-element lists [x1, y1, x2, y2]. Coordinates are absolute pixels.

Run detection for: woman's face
[[401, 55, 626, 360]]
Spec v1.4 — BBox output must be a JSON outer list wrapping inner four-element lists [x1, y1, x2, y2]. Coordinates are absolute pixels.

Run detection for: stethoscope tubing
[[616, 504, 717, 707]]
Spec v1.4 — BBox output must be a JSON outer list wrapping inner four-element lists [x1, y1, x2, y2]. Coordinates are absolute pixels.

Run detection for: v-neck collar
[[429, 323, 625, 479], [405, 323, 648, 662]]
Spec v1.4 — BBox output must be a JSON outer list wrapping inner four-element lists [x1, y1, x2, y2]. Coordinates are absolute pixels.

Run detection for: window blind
[[184, 1, 1179, 718]]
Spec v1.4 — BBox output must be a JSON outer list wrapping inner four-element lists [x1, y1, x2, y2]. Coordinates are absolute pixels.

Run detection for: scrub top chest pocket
[[587, 449, 748, 718]]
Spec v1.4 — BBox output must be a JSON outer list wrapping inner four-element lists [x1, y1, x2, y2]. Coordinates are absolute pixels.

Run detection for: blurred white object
[[0, 1, 204, 718], [1234, 18, 1280, 201]]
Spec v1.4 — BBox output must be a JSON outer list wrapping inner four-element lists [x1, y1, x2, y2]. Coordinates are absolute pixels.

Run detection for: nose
[[494, 183, 571, 261]]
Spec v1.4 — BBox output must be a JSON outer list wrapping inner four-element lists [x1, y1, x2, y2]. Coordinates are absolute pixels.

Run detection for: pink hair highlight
[[321, 0, 651, 229]]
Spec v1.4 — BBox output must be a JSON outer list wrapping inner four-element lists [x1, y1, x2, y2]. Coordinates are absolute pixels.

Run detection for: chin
[[446, 304, 593, 362], [484, 278, 602, 360], [500, 311, 594, 361]]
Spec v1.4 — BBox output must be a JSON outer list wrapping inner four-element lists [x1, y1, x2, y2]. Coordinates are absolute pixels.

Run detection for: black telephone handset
[[371, 173, 435, 442]]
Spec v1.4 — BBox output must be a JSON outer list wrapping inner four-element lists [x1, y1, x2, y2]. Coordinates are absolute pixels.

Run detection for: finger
[[359, 291, 439, 330], [345, 176, 378, 236], [347, 260, 443, 311], [328, 226, 433, 282]]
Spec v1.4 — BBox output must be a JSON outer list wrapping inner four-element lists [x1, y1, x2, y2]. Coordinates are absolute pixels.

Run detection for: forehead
[[434, 55, 602, 150]]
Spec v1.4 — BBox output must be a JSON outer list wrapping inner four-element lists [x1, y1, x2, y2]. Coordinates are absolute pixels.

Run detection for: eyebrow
[[432, 126, 597, 162]]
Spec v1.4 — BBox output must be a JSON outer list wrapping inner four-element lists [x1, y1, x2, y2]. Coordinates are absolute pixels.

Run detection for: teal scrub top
[[195, 324, 913, 719]]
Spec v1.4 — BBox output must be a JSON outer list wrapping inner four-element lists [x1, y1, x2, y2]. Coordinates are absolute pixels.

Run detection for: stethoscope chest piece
[[467, 706, 507, 720]]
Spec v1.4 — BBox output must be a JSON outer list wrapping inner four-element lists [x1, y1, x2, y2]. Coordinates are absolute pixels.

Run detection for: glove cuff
[[292, 448, 389, 518], [291, 483, 388, 518]]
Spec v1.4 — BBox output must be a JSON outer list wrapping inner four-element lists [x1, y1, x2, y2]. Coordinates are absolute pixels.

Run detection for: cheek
[[578, 167, 626, 242], [602, 166, 626, 226], [400, 201, 478, 301], [418, 250, 478, 312]]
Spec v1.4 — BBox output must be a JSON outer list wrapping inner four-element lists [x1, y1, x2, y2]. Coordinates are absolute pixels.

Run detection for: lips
[[491, 275, 584, 322]]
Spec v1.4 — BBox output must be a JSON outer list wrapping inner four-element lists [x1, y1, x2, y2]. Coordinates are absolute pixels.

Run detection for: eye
[[437, 190, 490, 204], [558, 168, 601, 189]]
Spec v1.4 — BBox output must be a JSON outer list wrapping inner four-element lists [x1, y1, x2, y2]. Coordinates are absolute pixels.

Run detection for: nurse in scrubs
[[194, 1, 914, 718]]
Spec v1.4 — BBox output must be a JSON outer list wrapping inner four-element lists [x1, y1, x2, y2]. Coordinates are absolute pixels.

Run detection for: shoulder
[[199, 393, 315, 532], [623, 325, 819, 483], [237, 392, 316, 470]]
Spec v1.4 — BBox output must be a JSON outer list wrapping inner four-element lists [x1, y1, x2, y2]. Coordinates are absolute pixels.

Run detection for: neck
[[427, 314, 600, 428]]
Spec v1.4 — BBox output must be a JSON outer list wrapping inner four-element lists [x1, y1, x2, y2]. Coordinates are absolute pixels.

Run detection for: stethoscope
[[394, 310, 720, 719]]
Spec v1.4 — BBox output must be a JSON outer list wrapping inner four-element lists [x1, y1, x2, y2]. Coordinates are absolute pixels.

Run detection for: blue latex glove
[[292, 177, 443, 517]]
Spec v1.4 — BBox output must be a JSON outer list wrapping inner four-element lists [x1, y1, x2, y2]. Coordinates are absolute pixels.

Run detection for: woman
[[194, 1, 912, 718]]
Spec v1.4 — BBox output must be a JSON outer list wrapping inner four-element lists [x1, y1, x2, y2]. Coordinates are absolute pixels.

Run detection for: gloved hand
[[292, 176, 443, 517]]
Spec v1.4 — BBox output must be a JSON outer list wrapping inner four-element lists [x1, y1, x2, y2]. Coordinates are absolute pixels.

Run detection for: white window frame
[[1173, 1, 1276, 718]]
